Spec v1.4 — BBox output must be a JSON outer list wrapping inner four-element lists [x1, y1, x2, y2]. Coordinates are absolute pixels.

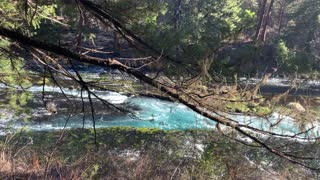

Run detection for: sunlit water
[[13, 96, 216, 131], [0, 84, 319, 138]]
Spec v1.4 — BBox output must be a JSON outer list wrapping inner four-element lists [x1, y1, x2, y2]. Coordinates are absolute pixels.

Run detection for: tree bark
[[278, 0, 286, 35], [113, 31, 121, 54], [261, 0, 275, 42], [173, 0, 182, 30], [173, 0, 182, 59], [255, 0, 268, 40]]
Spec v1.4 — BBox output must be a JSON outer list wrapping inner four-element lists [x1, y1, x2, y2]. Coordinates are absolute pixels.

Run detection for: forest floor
[[0, 128, 319, 179]]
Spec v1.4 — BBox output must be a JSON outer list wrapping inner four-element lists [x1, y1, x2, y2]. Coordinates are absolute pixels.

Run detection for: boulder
[[45, 101, 57, 114], [287, 102, 306, 113]]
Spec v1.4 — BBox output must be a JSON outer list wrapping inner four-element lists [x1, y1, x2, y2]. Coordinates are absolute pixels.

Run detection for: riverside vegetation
[[0, 127, 318, 179]]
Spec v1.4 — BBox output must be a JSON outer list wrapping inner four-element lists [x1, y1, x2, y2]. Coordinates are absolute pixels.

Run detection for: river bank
[[0, 127, 318, 179]]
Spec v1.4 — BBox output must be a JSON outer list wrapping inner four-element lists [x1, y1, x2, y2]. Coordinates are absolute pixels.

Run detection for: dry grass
[[0, 129, 318, 179]]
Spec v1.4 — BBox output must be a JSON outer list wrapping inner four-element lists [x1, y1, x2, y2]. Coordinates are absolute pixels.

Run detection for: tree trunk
[[173, 0, 182, 30], [76, 1, 85, 47], [255, 0, 268, 40], [113, 31, 121, 54], [261, 0, 275, 42], [278, 0, 286, 35], [173, 0, 182, 58]]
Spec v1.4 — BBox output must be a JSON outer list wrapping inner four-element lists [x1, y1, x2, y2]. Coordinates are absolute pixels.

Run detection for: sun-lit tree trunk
[[278, 0, 286, 35], [261, 0, 275, 42], [255, 0, 268, 40]]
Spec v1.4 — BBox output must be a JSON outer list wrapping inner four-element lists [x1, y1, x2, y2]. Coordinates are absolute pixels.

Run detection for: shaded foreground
[[0, 127, 318, 179]]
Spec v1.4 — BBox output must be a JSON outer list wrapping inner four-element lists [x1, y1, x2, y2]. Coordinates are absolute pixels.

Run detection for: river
[[0, 80, 319, 138]]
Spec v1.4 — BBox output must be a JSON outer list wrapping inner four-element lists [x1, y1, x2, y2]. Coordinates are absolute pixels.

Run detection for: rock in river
[[287, 102, 306, 113]]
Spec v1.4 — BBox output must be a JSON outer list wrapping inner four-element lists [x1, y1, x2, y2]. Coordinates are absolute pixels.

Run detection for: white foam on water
[[26, 85, 128, 104], [243, 77, 320, 88], [0, 83, 128, 104]]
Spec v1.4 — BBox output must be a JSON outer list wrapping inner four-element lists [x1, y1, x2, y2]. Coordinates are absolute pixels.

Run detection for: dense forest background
[[2, 0, 320, 77]]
